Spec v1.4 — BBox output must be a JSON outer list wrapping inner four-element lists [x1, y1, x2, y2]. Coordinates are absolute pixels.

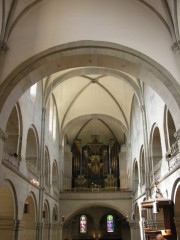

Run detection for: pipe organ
[[72, 135, 120, 189]]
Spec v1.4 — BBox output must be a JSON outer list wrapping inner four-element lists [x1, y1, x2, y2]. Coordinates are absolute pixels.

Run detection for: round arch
[[0, 179, 18, 219], [62, 202, 129, 223], [21, 192, 37, 240], [0, 180, 18, 239], [0, 41, 180, 130], [62, 203, 131, 240]]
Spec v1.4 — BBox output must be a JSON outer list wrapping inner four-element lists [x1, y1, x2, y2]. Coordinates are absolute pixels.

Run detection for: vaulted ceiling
[[50, 68, 135, 146], [1, 0, 179, 147]]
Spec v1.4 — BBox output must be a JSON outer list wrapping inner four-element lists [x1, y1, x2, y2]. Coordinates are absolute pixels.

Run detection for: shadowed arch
[[63, 202, 129, 223]]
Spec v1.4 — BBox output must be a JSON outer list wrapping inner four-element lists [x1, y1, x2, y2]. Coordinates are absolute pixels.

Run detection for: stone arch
[[25, 125, 39, 178], [63, 202, 129, 224], [52, 204, 59, 223], [52, 160, 59, 195], [0, 41, 180, 132], [61, 113, 129, 145], [164, 105, 178, 157], [149, 123, 163, 183], [133, 159, 139, 193], [62, 203, 131, 240], [42, 199, 50, 240], [21, 192, 37, 240], [0, 180, 18, 240], [171, 178, 180, 239], [51, 204, 59, 240]]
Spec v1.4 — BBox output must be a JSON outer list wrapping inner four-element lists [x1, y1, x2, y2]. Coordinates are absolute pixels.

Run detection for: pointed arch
[[133, 159, 139, 193], [44, 146, 50, 191], [140, 145, 145, 185], [149, 124, 163, 183], [52, 160, 59, 196]]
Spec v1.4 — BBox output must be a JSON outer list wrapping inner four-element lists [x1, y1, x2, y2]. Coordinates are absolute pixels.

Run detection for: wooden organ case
[[72, 135, 120, 189]]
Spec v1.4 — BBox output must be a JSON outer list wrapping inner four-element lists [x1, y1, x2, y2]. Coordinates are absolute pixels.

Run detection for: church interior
[[0, 1, 180, 240]]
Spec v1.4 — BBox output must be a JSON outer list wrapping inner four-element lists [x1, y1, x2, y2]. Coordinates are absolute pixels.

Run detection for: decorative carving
[[75, 175, 87, 187], [174, 129, 180, 140], [166, 141, 179, 161], [0, 128, 8, 141], [104, 174, 117, 187]]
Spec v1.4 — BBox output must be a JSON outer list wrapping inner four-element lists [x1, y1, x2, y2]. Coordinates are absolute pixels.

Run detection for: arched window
[[52, 160, 59, 194], [107, 214, 114, 232], [5, 104, 22, 157], [49, 97, 53, 132], [44, 147, 50, 189], [167, 109, 176, 147], [133, 160, 139, 193], [48, 96, 57, 140], [80, 215, 87, 233], [53, 104, 57, 140], [152, 126, 162, 181], [140, 147, 145, 185], [52, 205, 58, 222], [30, 83, 37, 101], [25, 126, 39, 177]]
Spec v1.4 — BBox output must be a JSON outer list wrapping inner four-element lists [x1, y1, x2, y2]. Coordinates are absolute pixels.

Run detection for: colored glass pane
[[107, 215, 114, 232], [80, 215, 87, 233]]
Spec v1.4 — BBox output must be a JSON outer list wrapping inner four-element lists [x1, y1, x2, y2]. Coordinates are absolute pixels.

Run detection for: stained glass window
[[107, 214, 114, 232], [80, 215, 87, 233]]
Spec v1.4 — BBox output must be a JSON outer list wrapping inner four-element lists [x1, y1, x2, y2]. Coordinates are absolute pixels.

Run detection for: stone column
[[129, 222, 141, 240], [119, 144, 128, 189], [36, 107, 46, 240], [13, 220, 24, 240], [64, 145, 72, 190], [0, 218, 22, 240], [50, 223, 60, 240], [140, 105, 151, 198]]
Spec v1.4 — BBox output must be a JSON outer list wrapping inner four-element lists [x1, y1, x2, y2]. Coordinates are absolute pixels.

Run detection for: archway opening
[[62, 205, 130, 240]]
